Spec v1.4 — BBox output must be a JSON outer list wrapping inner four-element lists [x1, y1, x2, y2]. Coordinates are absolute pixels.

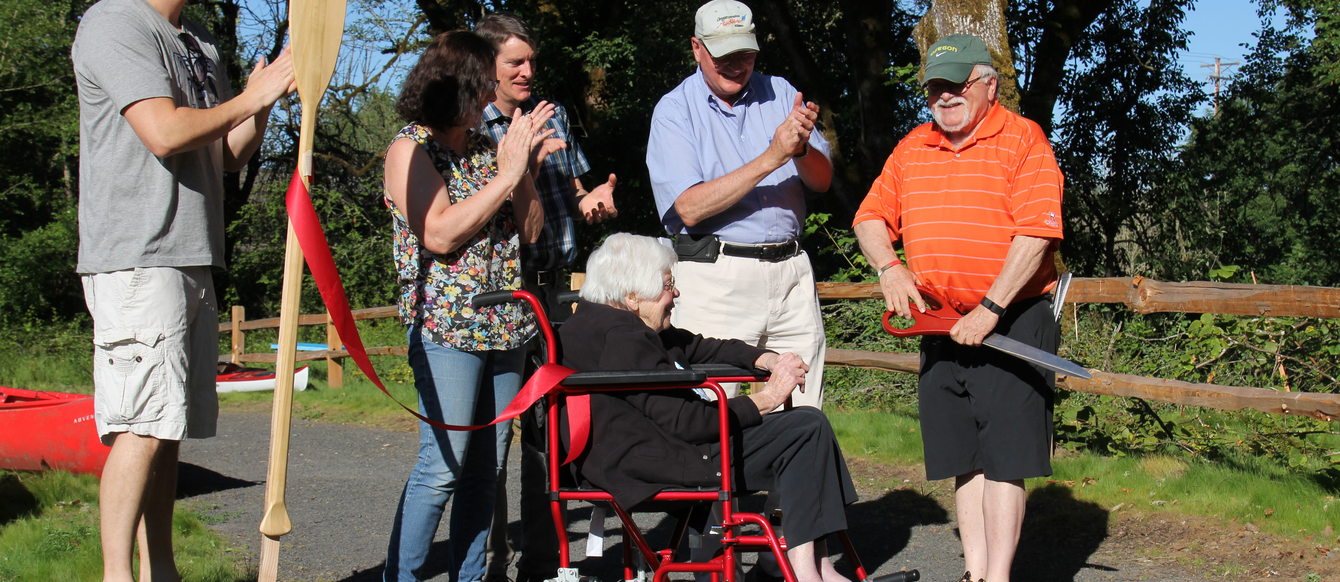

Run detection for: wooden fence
[[219, 277, 1340, 422]]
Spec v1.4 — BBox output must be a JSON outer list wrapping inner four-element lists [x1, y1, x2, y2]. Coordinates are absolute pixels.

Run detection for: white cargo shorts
[[82, 266, 219, 444]]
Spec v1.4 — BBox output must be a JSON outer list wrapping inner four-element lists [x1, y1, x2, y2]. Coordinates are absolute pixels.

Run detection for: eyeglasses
[[924, 75, 985, 97], [710, 50, 757, 71], [662, 276, 676, 292], [178, 33, 217, 106]]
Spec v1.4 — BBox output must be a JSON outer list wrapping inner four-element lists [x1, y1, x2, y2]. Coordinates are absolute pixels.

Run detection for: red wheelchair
[[472, 290, 918, 582]]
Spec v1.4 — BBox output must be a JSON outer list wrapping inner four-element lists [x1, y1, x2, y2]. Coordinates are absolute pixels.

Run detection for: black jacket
[[557, 300, 770, 509]]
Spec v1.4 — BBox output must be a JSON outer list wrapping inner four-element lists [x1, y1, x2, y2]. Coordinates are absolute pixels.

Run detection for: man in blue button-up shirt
[[648, 0, 832, 408]]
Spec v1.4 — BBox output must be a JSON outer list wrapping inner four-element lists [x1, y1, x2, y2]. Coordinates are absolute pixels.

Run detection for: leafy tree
[[226, 88, 405, 314], [1009, 0, 1119, 136], [404, 0, 929, 278], [1047, 0, 1204, 277], [1161, 0, 1340, 285], [0, 0, 93, 325]]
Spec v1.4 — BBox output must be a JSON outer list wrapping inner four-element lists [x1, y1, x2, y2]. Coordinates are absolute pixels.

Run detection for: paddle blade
[[289, 0, 347, 176], [289, 0, 346, 104]]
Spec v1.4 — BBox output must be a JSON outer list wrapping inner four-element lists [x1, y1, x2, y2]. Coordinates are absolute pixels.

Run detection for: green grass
[[0, 470, 252, 582], [0, 320, 94, 394], [1041, 450, 1340, 540], [828, 408, 924, 464], [826, 409, 1340, 542], [5, 314, 1337, 566]]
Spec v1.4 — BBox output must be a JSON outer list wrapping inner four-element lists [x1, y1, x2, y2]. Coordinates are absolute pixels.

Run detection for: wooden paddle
[[258, 0, 345, 579]]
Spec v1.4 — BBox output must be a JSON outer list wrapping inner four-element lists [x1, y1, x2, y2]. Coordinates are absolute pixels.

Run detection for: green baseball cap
[[921, 34, 992, 86]]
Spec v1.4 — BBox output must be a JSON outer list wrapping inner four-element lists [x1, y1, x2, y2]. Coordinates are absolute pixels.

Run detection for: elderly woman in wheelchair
[[557, 233, 857, 582]]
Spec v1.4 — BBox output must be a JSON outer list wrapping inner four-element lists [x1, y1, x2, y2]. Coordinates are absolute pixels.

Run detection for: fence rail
[[219, 277, 1340, 421], [817, 277, 1340, 318]]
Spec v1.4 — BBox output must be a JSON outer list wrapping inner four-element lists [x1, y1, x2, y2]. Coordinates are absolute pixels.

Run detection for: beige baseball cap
[[694, 0, 759, 58]]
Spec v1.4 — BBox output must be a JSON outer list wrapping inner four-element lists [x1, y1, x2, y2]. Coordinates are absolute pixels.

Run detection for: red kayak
[[0, 386, 109, 476]]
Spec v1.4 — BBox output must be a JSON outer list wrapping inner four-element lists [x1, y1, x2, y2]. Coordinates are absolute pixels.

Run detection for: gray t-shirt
[[72, 0, 235, 274]]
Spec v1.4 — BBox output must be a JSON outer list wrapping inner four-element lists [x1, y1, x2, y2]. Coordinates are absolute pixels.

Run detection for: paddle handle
[[260, 68, 318, 541], [261, 72, 321, 541], [260, 224, 304, 537], [297, 100, 317, 181]]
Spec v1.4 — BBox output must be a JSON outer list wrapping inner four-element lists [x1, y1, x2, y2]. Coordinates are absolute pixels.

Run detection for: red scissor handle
[[881, 285, 962, 337]]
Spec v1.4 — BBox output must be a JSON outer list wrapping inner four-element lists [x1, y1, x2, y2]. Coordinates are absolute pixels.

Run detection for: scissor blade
[[983, 334, 1092, 379], [1052, 272, 1072, 322]]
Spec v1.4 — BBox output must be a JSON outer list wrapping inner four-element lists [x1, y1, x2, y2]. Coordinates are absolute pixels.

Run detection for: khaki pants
[[670, 250, 826, 408]]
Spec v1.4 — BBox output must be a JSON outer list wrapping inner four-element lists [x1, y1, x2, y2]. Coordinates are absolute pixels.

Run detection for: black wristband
[[980, 296, 1006, 316]]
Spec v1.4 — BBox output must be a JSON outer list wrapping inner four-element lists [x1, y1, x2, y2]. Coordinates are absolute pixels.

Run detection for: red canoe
[[0, 386, 110, 476], [216, 362, 310, 393]]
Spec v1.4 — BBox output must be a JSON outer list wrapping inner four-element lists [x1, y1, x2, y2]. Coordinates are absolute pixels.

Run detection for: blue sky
[[1179, 0, 1275, 84]]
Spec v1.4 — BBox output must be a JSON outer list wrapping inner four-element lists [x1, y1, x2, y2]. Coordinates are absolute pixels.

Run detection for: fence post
[[326, 311, 343, 389], [230, 305, 245, 364]]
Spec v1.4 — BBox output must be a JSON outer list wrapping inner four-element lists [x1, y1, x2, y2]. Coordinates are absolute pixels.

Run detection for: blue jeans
[[385, 328, 523, 582]]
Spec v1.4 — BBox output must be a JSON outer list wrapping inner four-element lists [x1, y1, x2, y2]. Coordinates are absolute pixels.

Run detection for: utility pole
[[1201, 57, 1240, 115]]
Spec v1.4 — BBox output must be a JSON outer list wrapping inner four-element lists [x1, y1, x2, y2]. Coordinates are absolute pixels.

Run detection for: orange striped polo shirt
[[854, 102, 1064, 313]]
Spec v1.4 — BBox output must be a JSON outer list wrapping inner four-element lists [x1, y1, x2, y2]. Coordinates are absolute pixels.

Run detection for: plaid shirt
[[482, 99, 591, 272]]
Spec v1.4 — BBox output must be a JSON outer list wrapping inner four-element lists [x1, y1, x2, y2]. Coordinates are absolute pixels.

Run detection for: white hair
[[974, 63, 999, 99], [579, 233, 677, 305]]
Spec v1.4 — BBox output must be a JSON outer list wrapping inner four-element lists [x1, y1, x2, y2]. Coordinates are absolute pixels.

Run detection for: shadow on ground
[[335, 489, 951, 582], [843, 488, 949, 574], [1013, 484, 1111, 581], [175, 462, 257, 498], [0, 472, 40, 525]]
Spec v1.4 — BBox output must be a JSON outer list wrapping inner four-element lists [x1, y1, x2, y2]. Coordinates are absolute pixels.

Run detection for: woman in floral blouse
[[381, 30, 553, 582]]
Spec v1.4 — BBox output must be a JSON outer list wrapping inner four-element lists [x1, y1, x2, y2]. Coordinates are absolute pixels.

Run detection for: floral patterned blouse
[[386, 124, 536, 351]]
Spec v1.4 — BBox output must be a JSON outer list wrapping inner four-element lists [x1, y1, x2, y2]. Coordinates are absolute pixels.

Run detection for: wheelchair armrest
[[688, 363, 768, 381], [561, 369, 708, 386]]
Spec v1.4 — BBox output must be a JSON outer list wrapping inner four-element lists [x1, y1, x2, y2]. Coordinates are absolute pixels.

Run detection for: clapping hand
[[497, 100, 558, 181], [769, 92, 819, 161]]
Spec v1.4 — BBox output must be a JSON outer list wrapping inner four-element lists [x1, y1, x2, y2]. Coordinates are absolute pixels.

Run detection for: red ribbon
[[283, 169, 585, 457]]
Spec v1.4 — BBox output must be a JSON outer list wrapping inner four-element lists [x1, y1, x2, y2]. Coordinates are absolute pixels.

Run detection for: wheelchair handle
[[469, 290, 559, 366], [471, 290, 519, 307], [555, 290, 581, 306], [868, 570, 919, 582]]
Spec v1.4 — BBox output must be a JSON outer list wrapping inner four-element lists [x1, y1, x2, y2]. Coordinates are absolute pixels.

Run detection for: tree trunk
[[834, 0, 901, 215], [1017, 0, 1116, 136], [913, 0, 1018, 111]]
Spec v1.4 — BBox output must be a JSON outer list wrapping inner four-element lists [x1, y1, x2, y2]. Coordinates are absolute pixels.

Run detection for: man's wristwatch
[[980, 296, 1007, 315], [877, 260, 899, 276]]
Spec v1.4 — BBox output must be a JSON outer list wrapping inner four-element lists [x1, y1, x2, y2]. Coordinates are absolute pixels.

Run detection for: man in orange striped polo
[[852, 34, 1064, 582]]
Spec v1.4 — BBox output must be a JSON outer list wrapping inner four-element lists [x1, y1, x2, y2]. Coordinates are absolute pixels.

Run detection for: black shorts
[[917, 295, 1057, 481]]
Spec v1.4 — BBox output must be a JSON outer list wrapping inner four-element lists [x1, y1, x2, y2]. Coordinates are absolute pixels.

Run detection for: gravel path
[[178, 411, 1198, 582]]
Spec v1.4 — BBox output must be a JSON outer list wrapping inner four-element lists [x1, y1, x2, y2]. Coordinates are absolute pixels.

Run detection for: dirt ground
[[220, 398, 1339, 580], [843, 456, 1340, 580]]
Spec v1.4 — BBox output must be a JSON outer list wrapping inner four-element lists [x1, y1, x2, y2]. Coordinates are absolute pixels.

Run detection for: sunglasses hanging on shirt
[[178, 32, 218, 107]]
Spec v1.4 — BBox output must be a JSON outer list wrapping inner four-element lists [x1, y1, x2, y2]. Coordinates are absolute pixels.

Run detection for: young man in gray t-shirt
[[72, 0, 293, 578]]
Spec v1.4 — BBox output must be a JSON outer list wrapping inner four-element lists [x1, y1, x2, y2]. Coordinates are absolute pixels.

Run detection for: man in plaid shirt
[[476, 13, 618, 582]]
